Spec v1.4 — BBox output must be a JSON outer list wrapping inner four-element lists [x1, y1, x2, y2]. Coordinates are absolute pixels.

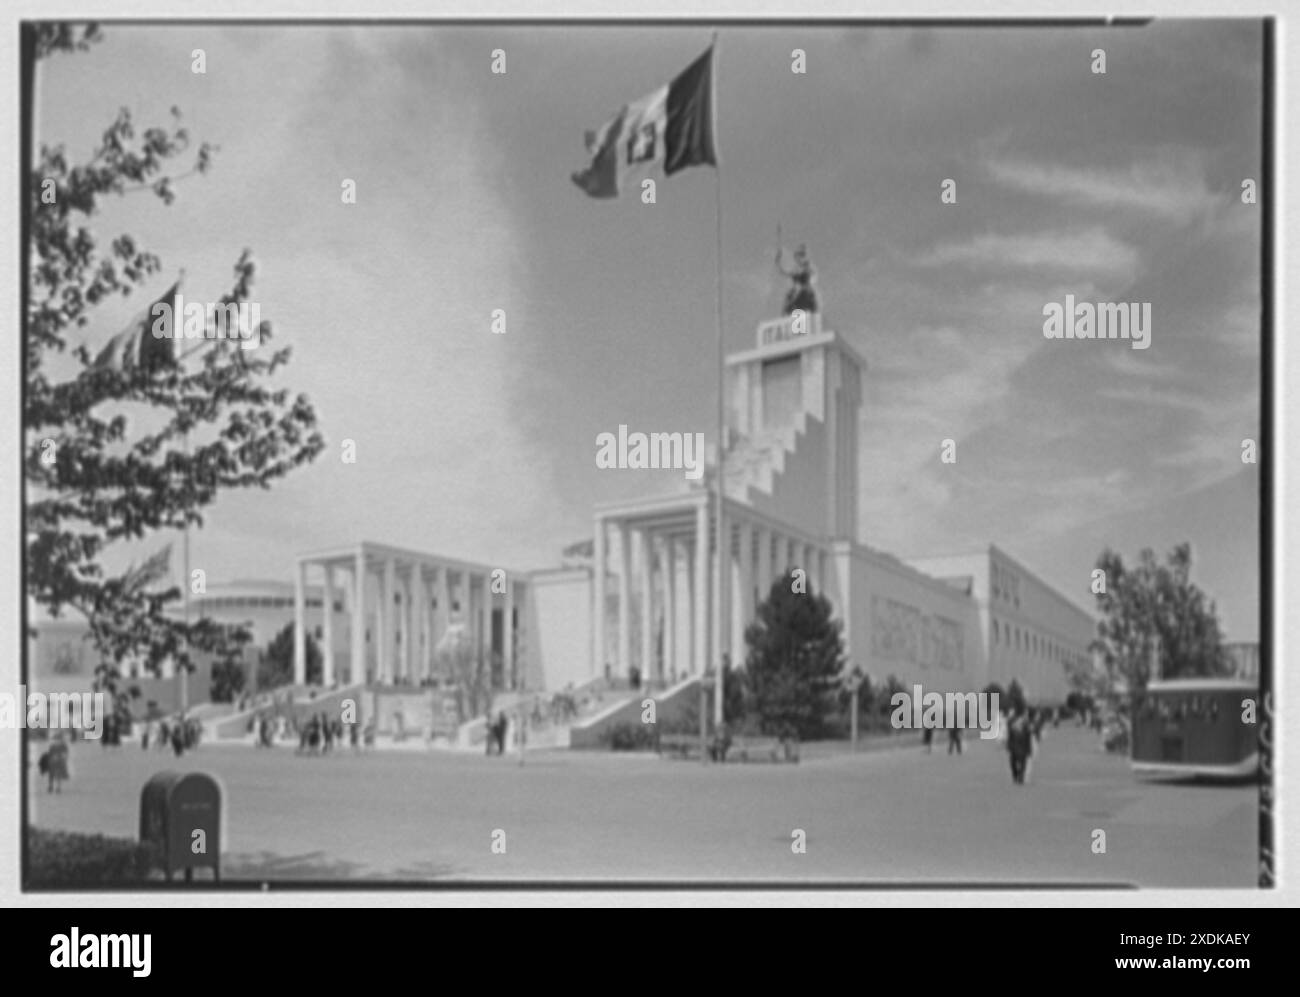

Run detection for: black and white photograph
[[6, 5, 1290, 920]]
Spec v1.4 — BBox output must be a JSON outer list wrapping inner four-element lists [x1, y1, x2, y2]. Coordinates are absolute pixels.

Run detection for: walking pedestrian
[[947, 723, 963, 755], [43, 734, 70, 793], [171, 721, 185, 757], [1007, 710, 1034, 785], [495, 711, 508, 755]]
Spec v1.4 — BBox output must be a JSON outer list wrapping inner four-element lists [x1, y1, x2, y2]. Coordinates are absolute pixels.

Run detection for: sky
[[33, 20, 1263, 640]]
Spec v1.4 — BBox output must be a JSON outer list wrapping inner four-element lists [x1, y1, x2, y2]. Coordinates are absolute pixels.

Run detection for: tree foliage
[[26, 25, 324, 695], [259, 623, 321, 691], [437, 634, 494, 723], [1087, 543, 1231, 698], [741, 577, 845, 739]]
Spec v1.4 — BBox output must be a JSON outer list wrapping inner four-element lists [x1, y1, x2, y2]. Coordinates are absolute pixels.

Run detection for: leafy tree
[[741, 577, 845, 740], [438, 634, 493, 723], [1090, 543, 1231, 699], [26, 24, 324, 698], [209, 646, 249, 703], [259, 623, 320, 690]]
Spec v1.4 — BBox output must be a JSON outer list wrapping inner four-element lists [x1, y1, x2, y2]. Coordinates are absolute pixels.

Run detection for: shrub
[[26, 827, 160, 887], [600, 722, 659, 751]]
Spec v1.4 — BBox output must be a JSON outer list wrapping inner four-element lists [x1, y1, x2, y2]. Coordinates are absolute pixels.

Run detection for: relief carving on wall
[[871, 596, 964, 671]]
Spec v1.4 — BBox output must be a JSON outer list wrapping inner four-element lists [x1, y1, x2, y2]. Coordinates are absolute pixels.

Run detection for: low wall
[[569, 676, 705, 749]]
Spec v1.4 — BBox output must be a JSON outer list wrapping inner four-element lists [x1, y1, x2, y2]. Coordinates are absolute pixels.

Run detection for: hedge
[[26, 827, 160, 887]]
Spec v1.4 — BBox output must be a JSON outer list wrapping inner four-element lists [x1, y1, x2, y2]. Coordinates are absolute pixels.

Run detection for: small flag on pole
[[91, 277, 184, 372], [571, 45, 717, 199]]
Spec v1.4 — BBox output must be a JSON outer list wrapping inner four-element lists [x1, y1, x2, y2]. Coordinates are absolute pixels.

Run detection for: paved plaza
[[28, 726, 1256, 886]]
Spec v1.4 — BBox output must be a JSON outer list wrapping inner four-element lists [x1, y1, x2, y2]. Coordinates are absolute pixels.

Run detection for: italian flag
[[571, 45, 717, 199]]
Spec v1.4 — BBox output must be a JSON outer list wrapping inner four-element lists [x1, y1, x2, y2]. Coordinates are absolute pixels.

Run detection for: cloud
[[985, 155, 1221, 223], [908, 227, 1139, 276]]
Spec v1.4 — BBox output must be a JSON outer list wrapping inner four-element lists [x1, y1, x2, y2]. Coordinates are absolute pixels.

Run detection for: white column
[[465, 574, 476, 664], [665, 538, 678, 683], [715, 516, 731, 667], [803, 544, 816, 594], [593, 517, 606, 681], [639, 530, 654, 685], [786, 537, 799, 577], [321, 565, 336, 687], [352, 551, 367, 685], [481, 573, 494, 687], [816, 547, 827, 597], [504, 576, 515, 690], [756, 526, 772, 610], [686, 538, 697, 673], [418, 567, 431, 681], [617, 523, 631, 680], [381, 556, 396, 683], [293, 559, 307, 685], [694, 503, 710, 677], [402, 567, 415, 683], [435, 566, 450, 675]]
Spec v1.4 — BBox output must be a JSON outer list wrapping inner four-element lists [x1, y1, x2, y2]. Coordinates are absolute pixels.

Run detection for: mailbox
[[139, 771, 221, 882]]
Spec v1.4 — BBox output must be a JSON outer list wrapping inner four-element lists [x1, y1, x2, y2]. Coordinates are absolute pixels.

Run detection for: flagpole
[[181, 447, 190, 717], [711, 30, 726, 742]]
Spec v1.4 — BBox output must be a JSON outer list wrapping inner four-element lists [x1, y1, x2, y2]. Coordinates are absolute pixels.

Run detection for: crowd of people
[[251, 710, 375, 754], [141, 715, 202, 757]]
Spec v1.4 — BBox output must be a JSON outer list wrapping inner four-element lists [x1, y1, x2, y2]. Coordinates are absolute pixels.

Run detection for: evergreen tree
[[742, 577, 845, 739]]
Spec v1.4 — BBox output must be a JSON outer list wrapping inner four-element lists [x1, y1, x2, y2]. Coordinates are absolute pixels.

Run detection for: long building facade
[[27, 310, 1096, 711]]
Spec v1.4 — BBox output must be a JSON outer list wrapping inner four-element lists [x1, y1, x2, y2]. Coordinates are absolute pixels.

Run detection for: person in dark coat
[[946, 723, 963, 755], [495, 712, 509, 755], [1007, 710, 1034, 785], [42, 735, 70, 793]]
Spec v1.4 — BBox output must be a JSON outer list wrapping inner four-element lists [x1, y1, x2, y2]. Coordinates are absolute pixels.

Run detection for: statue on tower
[[775, 238, 820, 316]]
